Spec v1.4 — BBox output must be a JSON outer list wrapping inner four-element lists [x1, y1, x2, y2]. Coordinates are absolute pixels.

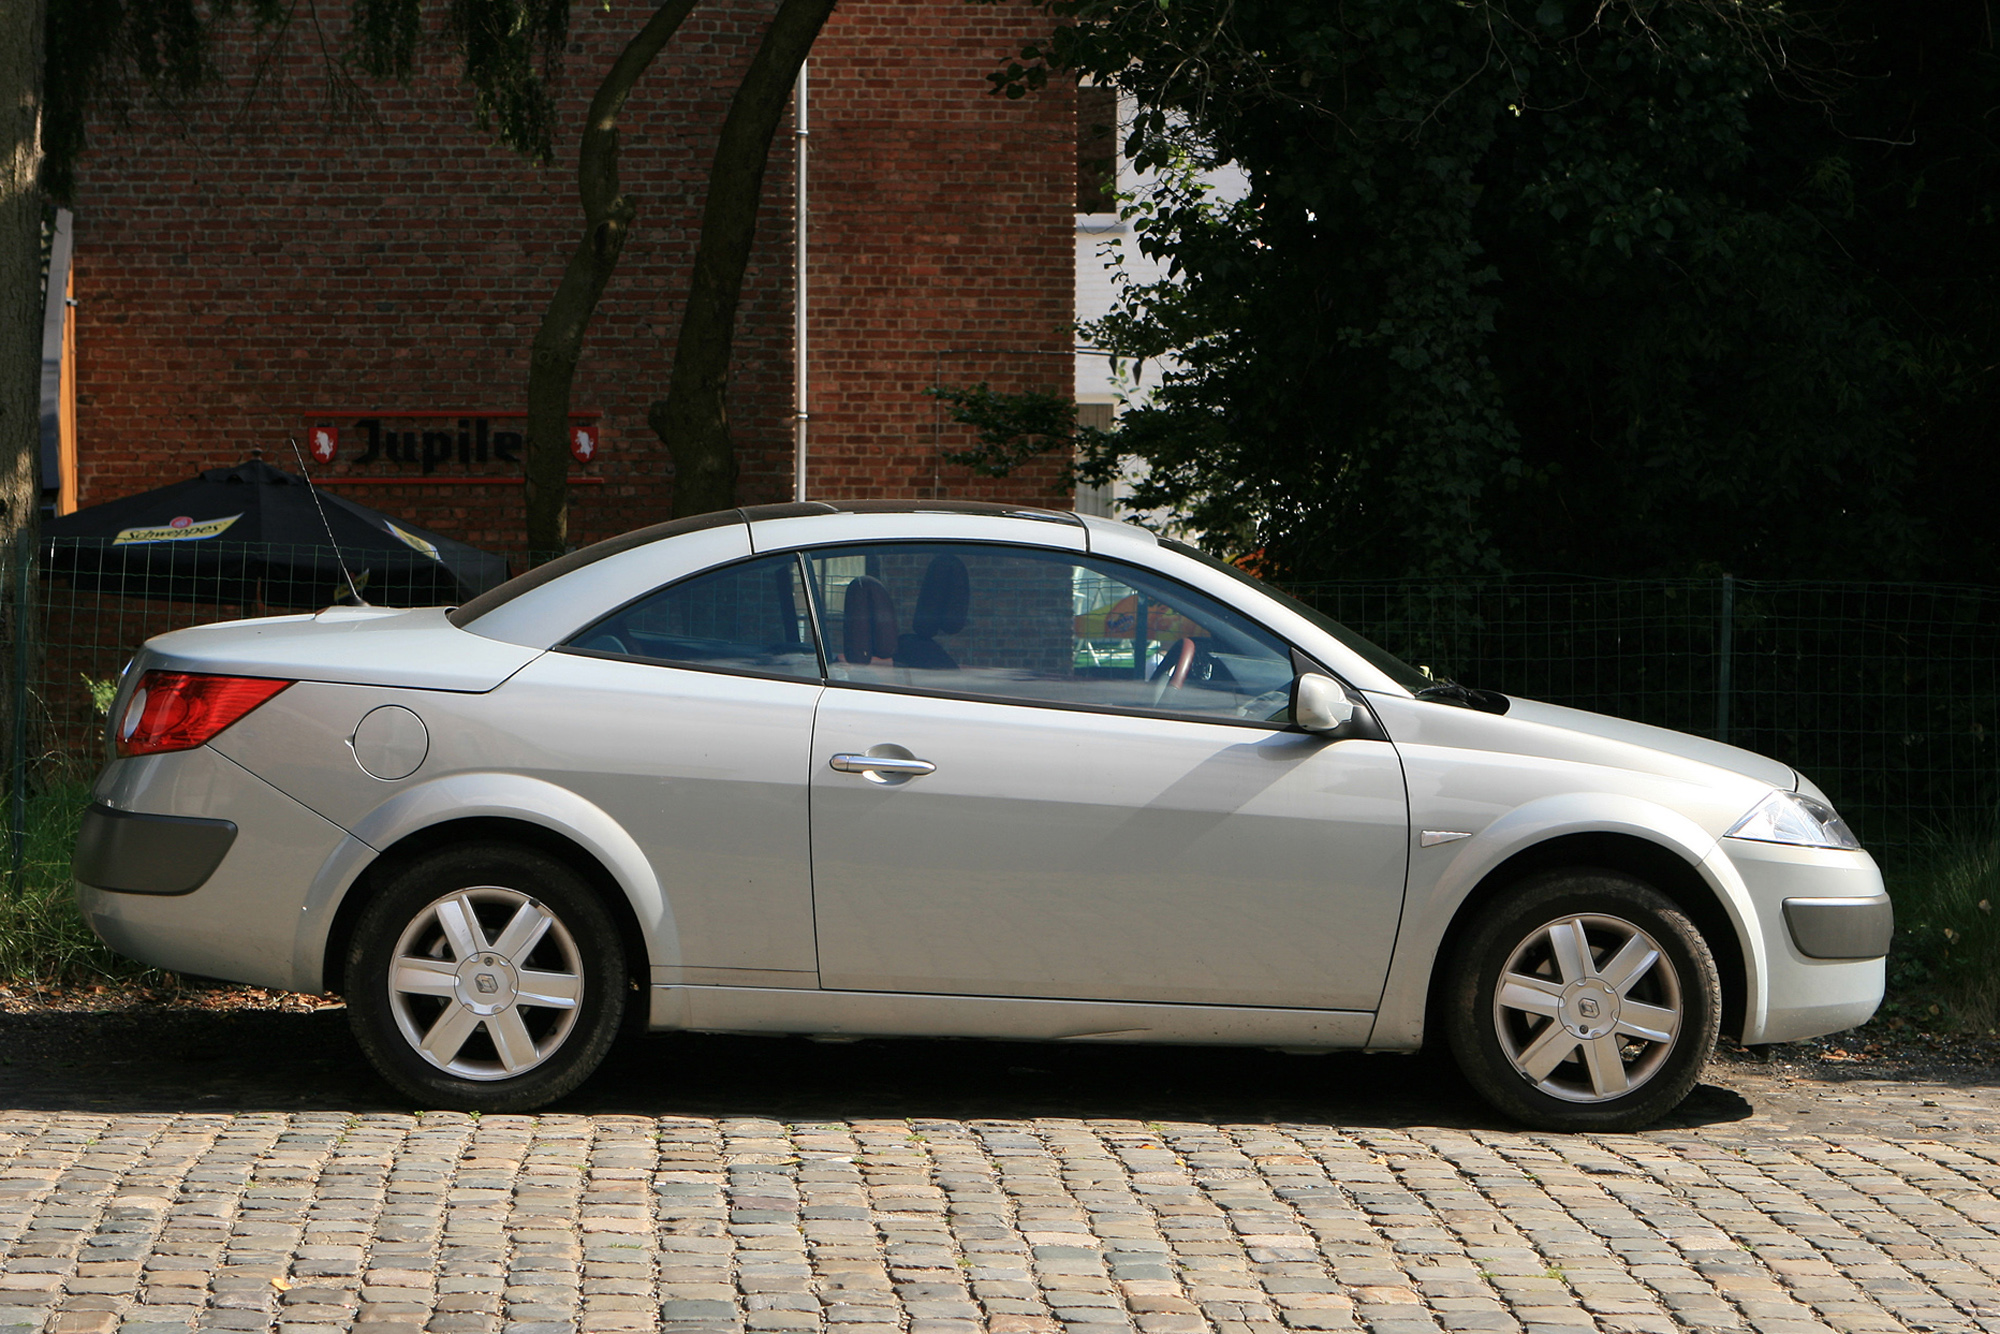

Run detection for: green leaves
[[43, 0, 573, 194], [924, 384, 1118, 484], [41, 0, 254, 199], [990, 0, 1943, 581], [440, 0, 571, 160]]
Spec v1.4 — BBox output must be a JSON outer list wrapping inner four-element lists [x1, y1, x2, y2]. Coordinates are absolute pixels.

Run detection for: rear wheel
[[1444, 870, 1720, 1131], [346, 843, 626, 1111]]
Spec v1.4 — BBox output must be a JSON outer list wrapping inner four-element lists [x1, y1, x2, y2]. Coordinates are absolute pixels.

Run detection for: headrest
[[841, 576, 898, 663], [911, 554, 970, 639], [767, 560, 799, 636]]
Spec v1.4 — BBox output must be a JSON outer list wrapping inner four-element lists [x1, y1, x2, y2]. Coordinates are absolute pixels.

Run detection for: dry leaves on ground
[[0, 981, 342, 1016]]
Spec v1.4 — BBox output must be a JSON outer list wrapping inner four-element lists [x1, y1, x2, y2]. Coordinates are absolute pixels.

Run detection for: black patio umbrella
[[42, 459, 510, 609]]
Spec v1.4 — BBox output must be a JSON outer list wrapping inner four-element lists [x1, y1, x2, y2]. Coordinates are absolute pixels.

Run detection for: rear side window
[[449, 510, 742, 630], [560, 553, 821, 681]]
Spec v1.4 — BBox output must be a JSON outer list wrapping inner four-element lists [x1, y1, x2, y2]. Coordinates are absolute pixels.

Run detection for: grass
[[1881, 818, 2000, 1034], [0, 776, 160, 988]]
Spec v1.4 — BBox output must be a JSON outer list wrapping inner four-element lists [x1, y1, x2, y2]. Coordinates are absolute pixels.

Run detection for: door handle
[[830, 752, 936, 777]]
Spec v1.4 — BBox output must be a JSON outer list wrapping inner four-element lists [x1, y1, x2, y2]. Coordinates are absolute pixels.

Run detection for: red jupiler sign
[[300, 410, 603, 478]]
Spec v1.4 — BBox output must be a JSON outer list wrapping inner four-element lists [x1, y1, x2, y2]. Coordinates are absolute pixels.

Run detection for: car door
[[802, 541, 1410, 1012], [499, 550, 825, 981]]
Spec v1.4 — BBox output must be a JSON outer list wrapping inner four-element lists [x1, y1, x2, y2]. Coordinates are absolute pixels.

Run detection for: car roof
[[449, 502, 1097, 636], [738, 499, 1084, 527]]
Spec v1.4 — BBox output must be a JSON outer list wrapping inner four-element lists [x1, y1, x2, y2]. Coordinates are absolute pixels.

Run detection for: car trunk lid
[[135, 606, 541, 693]]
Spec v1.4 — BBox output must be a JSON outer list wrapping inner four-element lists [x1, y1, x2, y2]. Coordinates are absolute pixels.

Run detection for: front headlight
[[1726, 791, 1861, 850]]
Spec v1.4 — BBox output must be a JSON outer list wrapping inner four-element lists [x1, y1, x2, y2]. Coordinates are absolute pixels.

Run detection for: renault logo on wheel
[[1577, 997, 1600, 1019], [474, 974, 499, 995]]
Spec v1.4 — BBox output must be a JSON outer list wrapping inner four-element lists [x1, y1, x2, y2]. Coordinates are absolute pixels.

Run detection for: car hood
[[1499, 696, 1798, 791], [137, 606, 542, 692]]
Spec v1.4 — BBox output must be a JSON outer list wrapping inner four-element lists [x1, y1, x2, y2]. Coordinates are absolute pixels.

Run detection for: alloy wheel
[[385, 886, 585, 1081], [1490, 911, 1683, 1103]]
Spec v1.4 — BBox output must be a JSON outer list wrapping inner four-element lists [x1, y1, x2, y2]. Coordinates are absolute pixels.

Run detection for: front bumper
[[1718, 836, 1888, 1044], [1783, 894, 1893, 960]]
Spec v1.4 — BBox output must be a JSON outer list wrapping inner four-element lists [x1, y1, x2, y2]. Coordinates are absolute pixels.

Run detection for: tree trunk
[[524, 0, 703, 558], [2, 0, 47, 790], [648, 0, 836, 518]]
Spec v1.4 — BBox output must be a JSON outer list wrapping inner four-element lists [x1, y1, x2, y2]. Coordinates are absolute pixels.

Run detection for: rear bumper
[[76, 747, 350, 992], [74, 804, 236, 895]]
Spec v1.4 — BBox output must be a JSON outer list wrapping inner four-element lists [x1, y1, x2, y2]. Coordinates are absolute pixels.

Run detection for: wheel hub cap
[[1558, 979, 1620, 1040], [454, 952, 520, 1016]]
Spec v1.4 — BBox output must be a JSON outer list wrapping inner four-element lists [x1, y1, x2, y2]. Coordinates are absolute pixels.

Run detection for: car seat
[[842, 576, 899, 665], [895, 554, 970, 669]]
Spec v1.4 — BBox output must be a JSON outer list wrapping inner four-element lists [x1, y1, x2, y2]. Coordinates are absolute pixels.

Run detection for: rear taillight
[[116, 672, 293, 757]]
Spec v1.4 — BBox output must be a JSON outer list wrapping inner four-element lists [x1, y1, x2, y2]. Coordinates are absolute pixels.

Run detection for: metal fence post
[[1716, 573, 1735, 746]]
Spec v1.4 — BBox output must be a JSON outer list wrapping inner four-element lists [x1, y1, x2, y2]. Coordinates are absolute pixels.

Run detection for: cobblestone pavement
[[2, 1009, 1998, 1334]]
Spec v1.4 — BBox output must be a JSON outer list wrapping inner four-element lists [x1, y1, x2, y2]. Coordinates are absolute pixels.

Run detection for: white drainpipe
[[792, 62, 810, 503]]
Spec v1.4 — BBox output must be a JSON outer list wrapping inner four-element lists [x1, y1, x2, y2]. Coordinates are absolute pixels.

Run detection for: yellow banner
[[386, 521, 441, 561], [111, 514, 243, 545]]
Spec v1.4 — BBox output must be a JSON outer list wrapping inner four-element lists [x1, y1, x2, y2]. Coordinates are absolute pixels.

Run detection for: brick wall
[[804, 0, 1075, 506], [66, 0, 1075, 562]]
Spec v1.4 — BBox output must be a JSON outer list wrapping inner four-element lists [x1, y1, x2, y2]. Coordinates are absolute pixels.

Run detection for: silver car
[[75, 502, 1890, 1129]]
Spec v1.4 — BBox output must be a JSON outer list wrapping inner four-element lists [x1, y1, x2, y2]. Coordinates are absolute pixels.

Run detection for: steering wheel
[[1148, 637, 1199, 704]]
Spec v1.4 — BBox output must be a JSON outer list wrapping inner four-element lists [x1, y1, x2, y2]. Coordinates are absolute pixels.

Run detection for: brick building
[[55, 0, 1077, 559]]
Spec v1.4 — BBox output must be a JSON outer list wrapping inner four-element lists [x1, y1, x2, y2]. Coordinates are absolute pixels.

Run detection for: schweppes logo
[[112, 514, 243, 545], [385, 521, 441, 561]]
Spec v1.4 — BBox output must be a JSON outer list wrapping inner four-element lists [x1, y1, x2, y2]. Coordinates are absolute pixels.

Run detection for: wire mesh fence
[[6, 536, 1999, 869], [1287, 576, 2000, 861], [8, 537, 525, 780]]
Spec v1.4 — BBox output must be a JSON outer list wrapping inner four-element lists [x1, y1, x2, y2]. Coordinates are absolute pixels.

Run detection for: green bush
[[0, 778, 158, 987], [1883, 820, 2000, 1032]]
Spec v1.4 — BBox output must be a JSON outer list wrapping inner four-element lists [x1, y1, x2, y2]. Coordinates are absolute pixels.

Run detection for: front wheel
[[345, 843, 627, 1111], [1444, 870, 1720, 1131]]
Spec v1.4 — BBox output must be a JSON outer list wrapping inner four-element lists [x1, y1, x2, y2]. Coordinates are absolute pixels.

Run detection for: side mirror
[[1293, 672, 1356, 734]]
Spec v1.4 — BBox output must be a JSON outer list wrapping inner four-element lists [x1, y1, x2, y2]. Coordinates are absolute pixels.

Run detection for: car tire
[[345, 842, 627, 1111], [1443, 869, 1721, 1131]]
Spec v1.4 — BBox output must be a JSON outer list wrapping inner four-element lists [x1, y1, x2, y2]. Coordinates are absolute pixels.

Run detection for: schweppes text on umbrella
[[112, 514, 244, 545]]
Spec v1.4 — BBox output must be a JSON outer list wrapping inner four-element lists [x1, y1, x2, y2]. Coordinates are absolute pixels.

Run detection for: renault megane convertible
[[75, 502, 1890, 1128]]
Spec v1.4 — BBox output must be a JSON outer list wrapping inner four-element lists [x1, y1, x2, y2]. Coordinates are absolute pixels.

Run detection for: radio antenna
[[288, 435, 368, 605]]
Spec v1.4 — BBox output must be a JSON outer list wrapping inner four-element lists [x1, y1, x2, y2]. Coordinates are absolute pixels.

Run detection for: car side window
[[801, 542, 1298, 723], [562, 553, 821, 680]]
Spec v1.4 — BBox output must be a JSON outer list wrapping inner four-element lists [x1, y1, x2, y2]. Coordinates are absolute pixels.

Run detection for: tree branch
[[647, 0, 837, 518], [523, 0, 701, 556]]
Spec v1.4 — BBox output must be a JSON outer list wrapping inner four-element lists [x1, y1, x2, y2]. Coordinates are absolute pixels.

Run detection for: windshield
[[1161, 539, 1434, 693]]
